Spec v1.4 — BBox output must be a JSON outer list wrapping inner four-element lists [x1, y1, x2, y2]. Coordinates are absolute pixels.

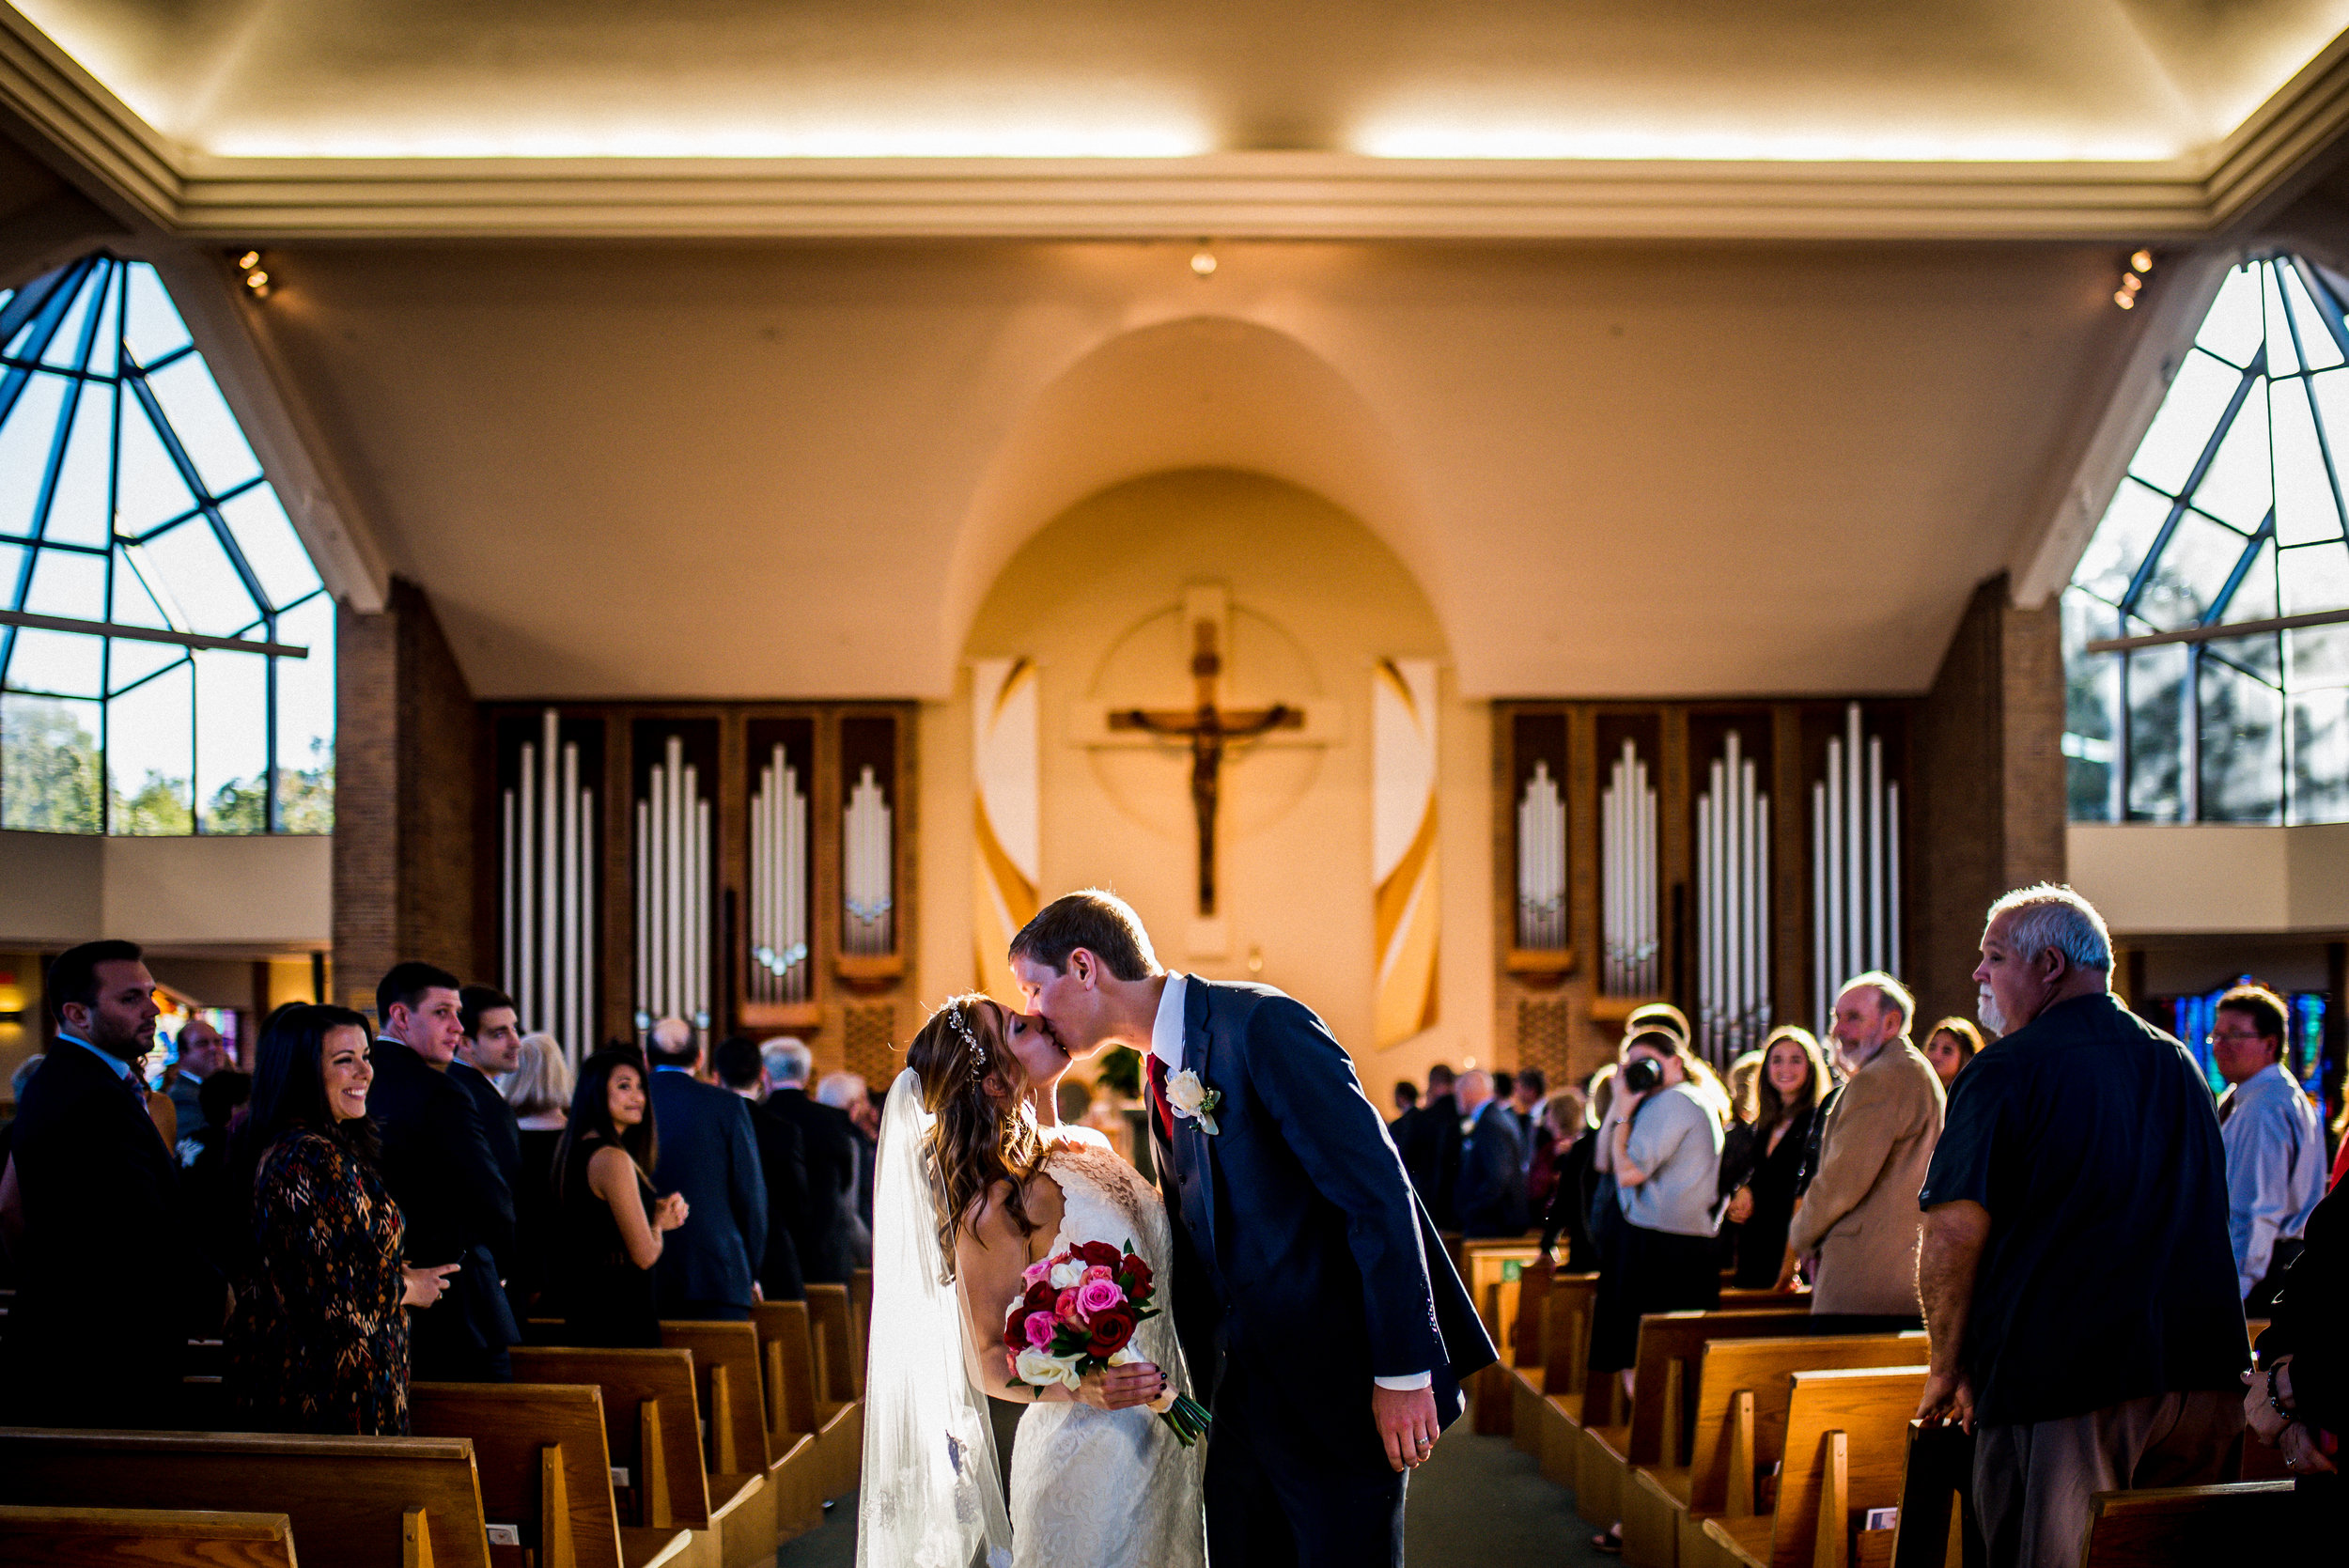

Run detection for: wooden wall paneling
[[1658, 705, 1690, 1019], [1771, 704, 1810, 1035]]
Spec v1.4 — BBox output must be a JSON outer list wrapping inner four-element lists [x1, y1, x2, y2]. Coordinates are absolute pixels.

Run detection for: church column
[[1914, 572, 2066, 1032], [332, 578, 481, 1013]]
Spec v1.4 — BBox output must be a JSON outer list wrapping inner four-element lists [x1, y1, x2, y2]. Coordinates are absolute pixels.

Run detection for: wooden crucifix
[[1110, 615, 1303, 917]]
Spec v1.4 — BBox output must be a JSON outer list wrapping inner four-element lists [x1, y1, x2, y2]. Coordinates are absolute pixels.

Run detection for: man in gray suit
[[644, 1017, 767, 1321], [1787, 970, 1945, 1320]]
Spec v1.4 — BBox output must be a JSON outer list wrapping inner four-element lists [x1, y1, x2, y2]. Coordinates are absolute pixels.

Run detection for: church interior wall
[[954, 466, 1490, 1090]]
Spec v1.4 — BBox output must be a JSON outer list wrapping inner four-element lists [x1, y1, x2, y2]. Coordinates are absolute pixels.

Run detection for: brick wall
[[332, 579, 480, 1014], [1915, 574, 2066, 1031]]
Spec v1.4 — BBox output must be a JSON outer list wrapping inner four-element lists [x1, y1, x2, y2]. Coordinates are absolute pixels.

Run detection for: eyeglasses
[[2205, 1031, 2268, 1048]]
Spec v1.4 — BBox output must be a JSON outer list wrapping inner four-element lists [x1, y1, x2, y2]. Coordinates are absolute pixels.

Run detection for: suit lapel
[[1172, 974, 1220, 1266]]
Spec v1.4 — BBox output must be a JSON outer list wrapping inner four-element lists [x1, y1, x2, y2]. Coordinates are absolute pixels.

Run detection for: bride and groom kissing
[[858, 890, 1496, 1568]]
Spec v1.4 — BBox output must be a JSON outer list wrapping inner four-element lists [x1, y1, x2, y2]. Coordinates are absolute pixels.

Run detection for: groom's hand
[[1373, 1384, 1441, 1473]]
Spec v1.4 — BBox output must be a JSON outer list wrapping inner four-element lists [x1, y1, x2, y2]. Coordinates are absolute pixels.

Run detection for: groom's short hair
[[1010, 890, 1162, 982]]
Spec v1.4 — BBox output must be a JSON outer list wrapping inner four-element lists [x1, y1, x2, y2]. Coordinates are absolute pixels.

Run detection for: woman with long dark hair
[[1719, 1027, 1829, 1288], [225, 1003, 456, 1435], [552, 1045, 688, 1347]]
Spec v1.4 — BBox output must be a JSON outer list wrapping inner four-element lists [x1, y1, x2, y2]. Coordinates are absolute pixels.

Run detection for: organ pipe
[[1601, 739, 1658, 995], [843, 764, 894, 956], [751, 743, 811, 1001], [1812, 703, 1901, 1031], [1697, 730, 1771, 1067], [500, 708, 595, 1066], [635, 734, 710, 1040], [1517, 759, 1567, 950]]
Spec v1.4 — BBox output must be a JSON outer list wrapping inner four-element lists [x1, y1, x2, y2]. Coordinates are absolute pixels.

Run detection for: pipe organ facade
[[1494, 700, 1913, 1090], [481, 702, 915, 1079]]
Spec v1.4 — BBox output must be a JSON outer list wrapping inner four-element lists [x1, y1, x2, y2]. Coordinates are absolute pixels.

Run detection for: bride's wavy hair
[[907, 994, 1047, 1280]]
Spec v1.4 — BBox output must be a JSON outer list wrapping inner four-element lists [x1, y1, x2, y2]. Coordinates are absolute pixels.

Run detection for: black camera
[[1620, 1057, 1665, 1094]]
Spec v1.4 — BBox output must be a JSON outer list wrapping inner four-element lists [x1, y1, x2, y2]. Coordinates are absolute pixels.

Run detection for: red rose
[[1003, 1312, 1026, 1352], [1119, 1257, 1155, 1299], [1085, 1307, 1139, 1358], [1077, 1240, 1122, 1268], [1023, 1280, 1058, 1314]]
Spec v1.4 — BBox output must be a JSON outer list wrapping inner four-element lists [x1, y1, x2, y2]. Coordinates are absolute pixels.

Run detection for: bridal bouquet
[[1001, 1238, 1212, 1447]]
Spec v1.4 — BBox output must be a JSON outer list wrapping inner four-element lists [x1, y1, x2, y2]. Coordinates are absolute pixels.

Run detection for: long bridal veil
[[857, 1067, 1016, 1568]]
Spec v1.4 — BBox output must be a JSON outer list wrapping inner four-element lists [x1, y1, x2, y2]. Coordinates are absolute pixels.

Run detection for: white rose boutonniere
[[1166, 1068, 1221, 1136]]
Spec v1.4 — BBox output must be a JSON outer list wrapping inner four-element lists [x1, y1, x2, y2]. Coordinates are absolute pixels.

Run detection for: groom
[[1012, 890, 1495, 1565]]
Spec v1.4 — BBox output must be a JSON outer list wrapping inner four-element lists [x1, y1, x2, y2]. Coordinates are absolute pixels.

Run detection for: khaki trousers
[[1973, 1389, 2242, 1568]]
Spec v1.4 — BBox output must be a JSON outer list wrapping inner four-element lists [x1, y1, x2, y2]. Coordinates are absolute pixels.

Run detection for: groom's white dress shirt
[[1148, 973, 1431, 1392]]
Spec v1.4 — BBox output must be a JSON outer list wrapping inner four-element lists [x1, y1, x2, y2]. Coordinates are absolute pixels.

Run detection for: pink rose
[[1021, 1259, 1053, 1287], [1081, 1265, 1113, 1285], [1023, 1311, 1060, 1350], [1076, 1278, 1127, 1316], [1056, 1287, 1086, 1326]]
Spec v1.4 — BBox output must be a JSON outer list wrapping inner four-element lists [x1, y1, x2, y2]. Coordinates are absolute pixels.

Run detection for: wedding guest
[[1787, 972, 1944, 1318], [2245, 1172, 2343, 1520], [168, 1016, 228, 1150], [714, 1034, 807, 1302], [185, 1067, 252, 1273], [818, 1070, 878, 1242], [226, 1004, 457, 1435], [1918, 886, 2244, 1568], [1401, 1063, 1464, 1227], [765, 1037, 861, 1282], [1455, 1069, 1529, 1237], [1715, 1048, 1767, 1268], [1527, 1085, 1586, 1231], [1, 940, 223, 1428], [2209, 985, 2325, 1312], [1509, 1067, 1551, 1176], [454, 986, 525, 1321], [555, 1045, 688, 1347], [504, 1032, 573, 1314], [369, 961, 519, 1382], [1541, 1067, 1613, 1271], [645, 1017, 766, 1320], [1923, 1017, 1984, 1092], [1720, 1028, 1828, 1289]]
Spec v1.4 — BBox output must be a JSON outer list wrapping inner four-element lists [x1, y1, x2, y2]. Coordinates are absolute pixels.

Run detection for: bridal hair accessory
[[945, 1003, 987, 1076], [1165, 1068, 1221, 1136], [1001, 1238, 1212, 1447]]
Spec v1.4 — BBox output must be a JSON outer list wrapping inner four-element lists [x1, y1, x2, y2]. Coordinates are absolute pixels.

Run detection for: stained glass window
[[2065, 255, 2349, 824], [0, 254, 332, 834]]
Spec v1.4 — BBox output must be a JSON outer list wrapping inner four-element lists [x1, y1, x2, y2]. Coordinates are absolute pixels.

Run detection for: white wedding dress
[[1004, 1126, 1207, 1568]]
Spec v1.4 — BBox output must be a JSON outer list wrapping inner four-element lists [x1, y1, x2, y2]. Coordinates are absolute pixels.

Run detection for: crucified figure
[[1110, 617, 1302, 917]]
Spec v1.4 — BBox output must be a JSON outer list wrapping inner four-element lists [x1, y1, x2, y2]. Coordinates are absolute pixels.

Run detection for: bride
[[858, 994, 1207, 1568]]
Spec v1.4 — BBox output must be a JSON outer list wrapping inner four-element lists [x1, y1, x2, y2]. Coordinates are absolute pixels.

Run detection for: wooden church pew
[[806, 1285, 860, 1402], [659, 1322, 779, 1567], [742, 1301, 827, 1532], [1576, 1310, 1817, 1528], [0, 1504, 297, 1567], [410, 1381, 694, 1568], [753, 1299, 860, 1505], [1698, 1365, 1929, 1568], [1461, 1242, 1544, 1433], [1621, 1332, 1928, 1568], [508, 1347, 736, 1568], [1507, 1259, 1558, 1454], [2078, 1481, 2297, 1568], [1536, 1273, 1601, 1489], [0, 1428, 493, 1568]]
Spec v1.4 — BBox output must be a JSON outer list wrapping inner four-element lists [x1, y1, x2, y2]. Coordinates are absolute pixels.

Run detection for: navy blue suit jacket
[[1455, 1099, 1530, 1237], [1152, 977, 1495, 1464], [647, 1070, 767, 1312]]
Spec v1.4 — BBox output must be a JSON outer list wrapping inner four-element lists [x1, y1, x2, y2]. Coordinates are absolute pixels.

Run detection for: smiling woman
[[0, 254, 334, 836]]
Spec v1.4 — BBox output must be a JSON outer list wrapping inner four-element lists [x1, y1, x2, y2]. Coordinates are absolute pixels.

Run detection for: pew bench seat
[[0, 1504, 298, 1568]]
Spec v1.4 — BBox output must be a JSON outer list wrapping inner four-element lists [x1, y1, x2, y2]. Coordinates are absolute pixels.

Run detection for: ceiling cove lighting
[[205, 119, 1214, 161], [1350, 121, 2174, 163]]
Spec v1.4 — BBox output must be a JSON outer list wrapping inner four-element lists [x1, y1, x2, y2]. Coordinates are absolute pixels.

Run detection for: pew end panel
[[411, 1380, 635, 1568], [660, 1323, 779, 1568], [2078, 1481, 2297, 1568], [506, 1348, 716, 1543]]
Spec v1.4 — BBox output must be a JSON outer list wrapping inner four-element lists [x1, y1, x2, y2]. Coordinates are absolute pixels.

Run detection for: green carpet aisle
[[774, 1431, 1616, 1565]]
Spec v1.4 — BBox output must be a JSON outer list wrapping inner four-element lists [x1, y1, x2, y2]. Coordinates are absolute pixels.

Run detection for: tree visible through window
[[0, 253, 333, 834], [2065, 255, 2349, 824]]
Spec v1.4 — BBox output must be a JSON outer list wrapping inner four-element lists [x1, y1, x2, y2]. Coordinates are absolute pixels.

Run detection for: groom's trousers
[[1204, 1371, 1406, 1568]]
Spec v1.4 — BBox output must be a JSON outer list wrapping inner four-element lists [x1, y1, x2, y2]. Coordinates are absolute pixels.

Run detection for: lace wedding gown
[[1004, 1126, 1207, 1568]]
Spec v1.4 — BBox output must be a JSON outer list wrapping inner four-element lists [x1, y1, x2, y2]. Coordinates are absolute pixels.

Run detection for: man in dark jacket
[[453, 985, 526, 1330], [761, 1036, 862, 1283], [715, 1035, 807, 1301], [646, 1018, 766, 1320], [1454, 1069, 1530, 1237], [0, 940, 223, 1427], [1401, 1063, 1465, 1228], [371, 961, 518, 1382]]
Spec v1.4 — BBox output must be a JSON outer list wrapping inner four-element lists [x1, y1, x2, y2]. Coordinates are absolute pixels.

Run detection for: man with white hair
[[1916, 885, 2245, 1568], [761, 1038, 861, 1283], [815, 1071, 877, 1249], [1784, 970, 1943, 1319]]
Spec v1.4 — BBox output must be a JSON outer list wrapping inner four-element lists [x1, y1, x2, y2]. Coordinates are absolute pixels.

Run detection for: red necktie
[[1147, 1055, 1174, 1143]]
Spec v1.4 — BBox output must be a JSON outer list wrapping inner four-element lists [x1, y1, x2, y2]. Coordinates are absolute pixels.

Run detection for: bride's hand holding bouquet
[[1002, 1238, 1212, 1445]]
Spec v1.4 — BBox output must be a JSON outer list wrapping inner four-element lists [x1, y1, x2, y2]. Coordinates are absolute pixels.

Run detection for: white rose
[[1107, 1345, 1141, 1367], [1048, 1258, 1087, 1289], [1166, 1069, 1209, 1116], [1015, 1347, 1082, 1390]]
